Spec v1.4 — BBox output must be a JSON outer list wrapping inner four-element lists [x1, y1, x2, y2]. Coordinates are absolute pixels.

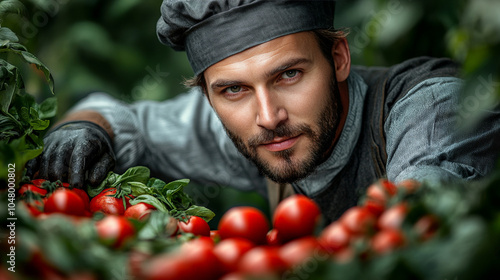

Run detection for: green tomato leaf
[[137, 210, 174, 240], [20, 51, 55, 94], [147, 177, 168, 190], [162, 179, 190, 191], [184, 205, 215, 222], [38, 97, 57, 119], [29, 118, 49, 131], [0, 59, 20, 112], [111, 166, 150, 188], [129, 194, 169, 214], [87, 171, 118, 197], [0, 43, 54, 94], [127, 181, 150, 197], [0, 0, 25, 22], [0, 27, 18, 46]]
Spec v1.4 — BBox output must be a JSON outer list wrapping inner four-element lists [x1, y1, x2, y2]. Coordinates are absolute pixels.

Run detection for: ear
[[331, 37, 351, 83]]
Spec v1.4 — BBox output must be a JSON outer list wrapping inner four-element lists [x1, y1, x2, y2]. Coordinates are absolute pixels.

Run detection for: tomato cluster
[[319, 179, 438, 261], [16, 177, 441, 280], [137, 195, 323, 280], [20, 179, 90, 218], [135, 179, 440, 280]]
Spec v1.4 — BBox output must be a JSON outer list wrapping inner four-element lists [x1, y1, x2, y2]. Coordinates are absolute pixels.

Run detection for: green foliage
[[0, 0, 56, 182], [91, 166, 216, 222], [337, 0, 500, 129]]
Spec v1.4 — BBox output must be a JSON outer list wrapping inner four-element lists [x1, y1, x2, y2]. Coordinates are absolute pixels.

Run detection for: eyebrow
[[209, 57, 312, 91]]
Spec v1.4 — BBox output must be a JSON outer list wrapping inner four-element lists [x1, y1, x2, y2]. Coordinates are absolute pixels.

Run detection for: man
[[26, 0, 500, 222]]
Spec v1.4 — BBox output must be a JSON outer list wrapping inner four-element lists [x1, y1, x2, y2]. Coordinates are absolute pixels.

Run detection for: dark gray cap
[[157, 0, 336, 75]]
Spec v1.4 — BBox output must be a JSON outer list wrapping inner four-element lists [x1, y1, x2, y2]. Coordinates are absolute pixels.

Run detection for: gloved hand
[[25, 120, 115, 189]]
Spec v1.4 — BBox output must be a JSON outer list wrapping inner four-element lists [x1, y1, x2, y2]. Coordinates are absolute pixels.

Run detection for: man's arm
[[54, 110, 114, 139], [38, 90, 266, 195]]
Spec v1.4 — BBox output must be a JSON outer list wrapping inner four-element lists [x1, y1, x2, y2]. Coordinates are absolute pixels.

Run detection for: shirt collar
[[293, 71, 368, 196]]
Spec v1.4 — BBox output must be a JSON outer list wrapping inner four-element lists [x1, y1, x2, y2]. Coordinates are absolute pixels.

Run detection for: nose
[[255, 87, 288, 130]]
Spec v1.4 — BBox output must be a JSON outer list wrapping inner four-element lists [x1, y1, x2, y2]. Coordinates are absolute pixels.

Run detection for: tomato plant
[[218, 206, 269, 245], [272, 194, 321, 243]]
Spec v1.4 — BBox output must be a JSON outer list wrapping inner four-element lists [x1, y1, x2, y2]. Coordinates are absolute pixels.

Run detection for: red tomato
[[396, 179, 421, 194], [21, 200, 43, 216], [89, 188, 132, 215], [95, 215, 135, 248], [279, 236, 321, 268], [365, 179, 397, 205], [179, 216, 211, 237], [318, 221, 351, 253], [371, 229, 406, 254], [128, 249, 150, 280], [272, 194, 321, 243], [213, 238, 255, 273], [210, 230, 221, 243], [19, 184, 47, 197], [124, 202, 156, 220], [31, 179, 48, 188], [238, 246, 288, 276], [165, 217, 179, 237], [144, 252, 193, 280], [413, 214, 440, 241], [57, 182, 90, 210], [340, 206, 376, 236], [377, 203, 408, 230], [145, 238, 222, 280], [70, 188, 90, 211], [218, 207, 269, 245], [266, 229, 283, 246], [332, 247, 354, 263], [363, 199, 386, 217], [44, 189, 86, 216], [219, 272, 247, 280]]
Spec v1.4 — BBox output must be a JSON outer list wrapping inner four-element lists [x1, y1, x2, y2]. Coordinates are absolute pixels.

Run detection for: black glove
[[25, 121, 115, 189]]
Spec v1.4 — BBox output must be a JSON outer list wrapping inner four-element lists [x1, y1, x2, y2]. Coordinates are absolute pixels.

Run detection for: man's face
[[204, 32, 342, 183]]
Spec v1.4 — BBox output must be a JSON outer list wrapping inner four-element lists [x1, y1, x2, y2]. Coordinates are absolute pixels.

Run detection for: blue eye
[[225, 85, 242, 94], [282, 70, 298, 79]]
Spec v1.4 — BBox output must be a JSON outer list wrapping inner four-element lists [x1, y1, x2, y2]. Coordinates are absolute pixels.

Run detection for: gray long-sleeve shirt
[[70, 60, 500, 221]]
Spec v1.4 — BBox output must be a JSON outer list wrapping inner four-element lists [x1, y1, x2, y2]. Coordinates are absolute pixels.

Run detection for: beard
[[223, 75, 342, 184]]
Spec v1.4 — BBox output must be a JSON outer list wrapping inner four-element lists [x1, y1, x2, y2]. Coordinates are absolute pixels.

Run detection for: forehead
[[204, 32, 321, 80]]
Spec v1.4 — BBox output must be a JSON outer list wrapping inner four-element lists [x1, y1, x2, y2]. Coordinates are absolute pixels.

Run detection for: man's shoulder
[[352, 56, 461, 108], [352, 56, 461, 91]]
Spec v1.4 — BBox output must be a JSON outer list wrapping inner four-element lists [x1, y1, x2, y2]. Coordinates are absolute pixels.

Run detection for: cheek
[[286, 80, 331, 121], [212, 100, 254, 136]]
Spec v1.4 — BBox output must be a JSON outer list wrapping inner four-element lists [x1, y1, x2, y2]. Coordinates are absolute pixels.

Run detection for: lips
[[261, 135, 300, 152]]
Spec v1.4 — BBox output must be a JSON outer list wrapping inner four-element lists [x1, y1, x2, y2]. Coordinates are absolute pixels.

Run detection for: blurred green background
[[2, 0, 500, 226]]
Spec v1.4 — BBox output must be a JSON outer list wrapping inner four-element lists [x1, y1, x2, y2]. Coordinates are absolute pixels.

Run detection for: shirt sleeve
[[69, 90, 267, 195], [384, 77, 500, 186]]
